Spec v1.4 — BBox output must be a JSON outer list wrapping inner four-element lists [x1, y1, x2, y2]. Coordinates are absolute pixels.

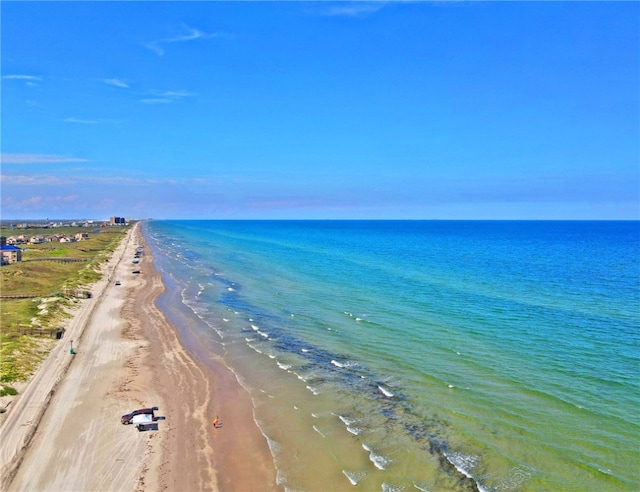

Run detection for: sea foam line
[[331, 359, 358, 369], [312, 425, 325, 438], [342, 470, 366, 486], [444, 451, 490, 492], [337, 414, 363, 435], [362, 443, 391, 470], [378, 385, 394, 398]]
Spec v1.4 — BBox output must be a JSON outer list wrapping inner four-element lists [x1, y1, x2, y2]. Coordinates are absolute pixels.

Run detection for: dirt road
[[0, 225, 161, 492]]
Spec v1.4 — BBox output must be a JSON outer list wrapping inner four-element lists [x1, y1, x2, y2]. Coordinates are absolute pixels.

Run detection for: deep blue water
[[144, 220, 640, 491]]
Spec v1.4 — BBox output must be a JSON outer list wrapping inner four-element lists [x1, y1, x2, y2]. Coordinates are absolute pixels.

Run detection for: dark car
[[121, 406, 159, 425]]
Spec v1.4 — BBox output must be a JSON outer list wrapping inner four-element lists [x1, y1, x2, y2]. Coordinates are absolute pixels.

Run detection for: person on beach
[[212, 416, 220, 428]]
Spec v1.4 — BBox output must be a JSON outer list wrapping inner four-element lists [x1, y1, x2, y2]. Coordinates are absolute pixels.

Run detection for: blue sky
[[1, 1, 638, 220]]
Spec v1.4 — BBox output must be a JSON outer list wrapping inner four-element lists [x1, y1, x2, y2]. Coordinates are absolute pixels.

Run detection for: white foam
[[413, 482, 429, 491], [227, 287, 235, 292], [222, 318, 229, 322], [277, 362, 292, 371], [266, 436, 281, 454], [378, 385, 394, 398], [382, 483, 404, 492], [347, 425, 362, 435], [444, 451, 487, 491], [336, 415, 363, 435], [301, 348, 309, 353], [247, 343, 262, 354], [312, 425, 325, 438], [331, 359, 358, 369], [306, 385, 320, 395], [362, 443, 391, 470], [251, 324, 260, 331], [342, 470, 366, 486]]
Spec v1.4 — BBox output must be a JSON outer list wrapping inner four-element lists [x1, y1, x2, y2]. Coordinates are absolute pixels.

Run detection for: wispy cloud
[[140, 98, 172, 105], [323, 2, 387, 17], [0, 174, 74, 186], [3, 74, 42, 87], [64, 117, 100, 124], [104, 77, 129, 88], [1, 194, 80, 211], [1, 153, 89, 164], [145, 25, 218, 56], [2, 74, 42, 81], [1, 173, 218, 186], [140, 89, 195, 104]]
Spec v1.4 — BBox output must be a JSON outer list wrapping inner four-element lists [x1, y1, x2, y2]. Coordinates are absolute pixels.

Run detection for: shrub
[[0, 385, 18, 397]]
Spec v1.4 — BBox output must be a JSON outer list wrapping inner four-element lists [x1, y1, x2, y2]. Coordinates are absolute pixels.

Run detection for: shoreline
[[1, 222, 278, 491], [135, 221, 279, 491]]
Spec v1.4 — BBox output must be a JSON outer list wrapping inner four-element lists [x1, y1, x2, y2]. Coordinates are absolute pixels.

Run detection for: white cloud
[[1, 173, 218, 186], [1, 153, 89, 164], [145, 25, 218, 56], [153, 90, 194, 98], [140, 98, 173, 104], [64, 117, 100, 124], [1, 194, 80, 211], [140, 89, 194, 104], [324, 2, 386, 17], [0, 174, 74, 186], [2, 74, 42, 81], [104, 78, 129, 88]]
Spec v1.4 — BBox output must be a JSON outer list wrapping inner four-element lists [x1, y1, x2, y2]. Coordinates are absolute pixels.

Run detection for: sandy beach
[[0, 223, 278, 492]]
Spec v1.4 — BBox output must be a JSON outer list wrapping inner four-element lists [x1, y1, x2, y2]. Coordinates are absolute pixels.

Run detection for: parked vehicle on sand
[[121, 406, 160, 431]]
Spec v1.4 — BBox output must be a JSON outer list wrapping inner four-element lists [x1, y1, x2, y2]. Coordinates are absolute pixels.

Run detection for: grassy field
[[0, 225, 130, 397]]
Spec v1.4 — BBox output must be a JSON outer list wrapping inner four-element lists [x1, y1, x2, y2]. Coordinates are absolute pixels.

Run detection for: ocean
[[142, 220, 639, 492]]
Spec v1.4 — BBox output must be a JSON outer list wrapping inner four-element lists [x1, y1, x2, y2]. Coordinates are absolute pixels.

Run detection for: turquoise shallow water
[[144, 220, 639, 491]]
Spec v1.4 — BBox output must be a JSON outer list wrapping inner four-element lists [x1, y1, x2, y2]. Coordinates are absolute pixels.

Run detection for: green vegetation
[[0, 225, 130, 386], [0, 385, 18, 397]]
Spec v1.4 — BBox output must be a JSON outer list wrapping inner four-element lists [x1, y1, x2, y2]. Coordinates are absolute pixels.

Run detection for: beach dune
[[1, 223, 278, 491]]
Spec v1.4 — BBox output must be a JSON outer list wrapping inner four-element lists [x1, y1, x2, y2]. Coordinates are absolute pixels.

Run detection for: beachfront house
[[6, 235, 28, 245], [1, 237, 23, 265]]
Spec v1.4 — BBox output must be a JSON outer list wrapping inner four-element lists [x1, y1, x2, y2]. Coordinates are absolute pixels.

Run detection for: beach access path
[[1, 222, 278, 492]]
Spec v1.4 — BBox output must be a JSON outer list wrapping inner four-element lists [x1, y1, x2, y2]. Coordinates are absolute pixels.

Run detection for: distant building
[[110, 216, 126, 225], [1, 237, 22, 264]]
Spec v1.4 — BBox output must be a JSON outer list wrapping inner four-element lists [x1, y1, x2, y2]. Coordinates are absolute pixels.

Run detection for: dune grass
[[0, 225, 130, 391]]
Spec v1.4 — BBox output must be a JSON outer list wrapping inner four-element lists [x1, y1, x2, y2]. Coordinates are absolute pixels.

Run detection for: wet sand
[[1, 223, 278, 491]]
